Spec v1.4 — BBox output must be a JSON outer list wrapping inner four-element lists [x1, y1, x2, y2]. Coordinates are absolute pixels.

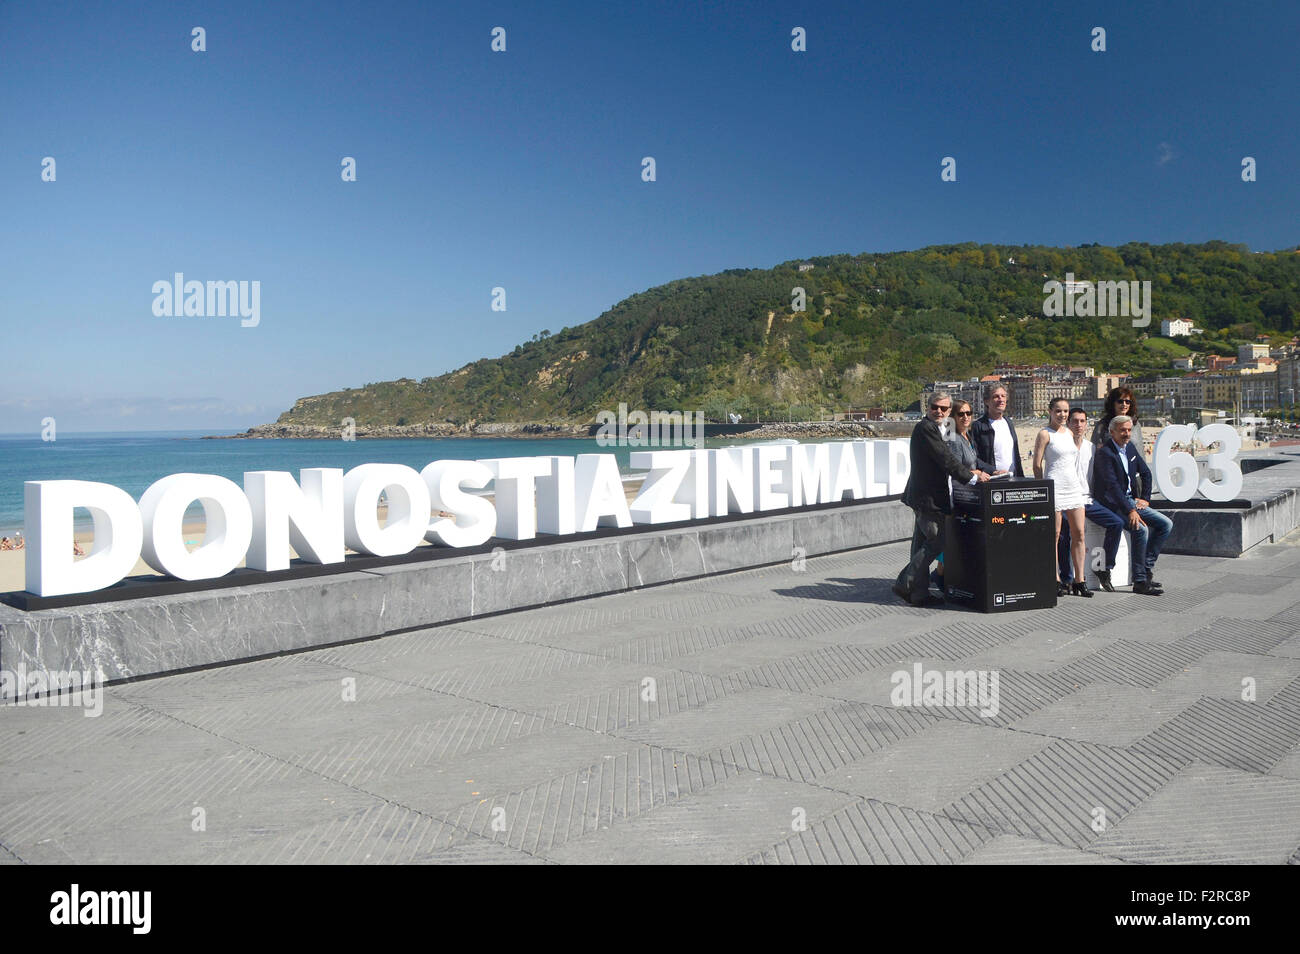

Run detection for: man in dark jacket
[[971, 384, 1025, 477], [1092, 415, 1173, 594], [893, 393, 988, 606]]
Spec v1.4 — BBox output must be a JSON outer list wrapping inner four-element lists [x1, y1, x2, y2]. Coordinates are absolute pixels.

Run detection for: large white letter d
[[25, 480, 143, 597]]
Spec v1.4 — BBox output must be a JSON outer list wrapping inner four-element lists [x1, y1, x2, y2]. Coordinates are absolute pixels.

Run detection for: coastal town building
[[1161, 318, 1195, 337], [1130, 373, 1250, 412], [1241, 371, 1279, 411], [1279, 356, 1300, 407], [1239, 356, 1277, 373], [919, 366, 1125, 419], [920, 379, 986, 417]]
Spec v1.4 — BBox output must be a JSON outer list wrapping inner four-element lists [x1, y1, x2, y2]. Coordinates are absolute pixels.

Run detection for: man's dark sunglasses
[[929, 403, 951, 411]]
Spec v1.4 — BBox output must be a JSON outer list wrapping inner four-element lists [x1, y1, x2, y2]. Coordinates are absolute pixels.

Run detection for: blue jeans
[[1124, 502, 1173, 583], [1058, 502, 1126, 583]]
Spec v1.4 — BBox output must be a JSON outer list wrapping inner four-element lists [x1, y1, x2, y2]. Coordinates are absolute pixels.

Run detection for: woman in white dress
[[1033, 397, 1091, 597]]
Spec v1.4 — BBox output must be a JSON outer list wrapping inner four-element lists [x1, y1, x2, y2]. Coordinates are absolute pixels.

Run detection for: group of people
[[0, 532, 82, 555], [1031, 388, 1171, 596], [895, 385, 1173, 607]]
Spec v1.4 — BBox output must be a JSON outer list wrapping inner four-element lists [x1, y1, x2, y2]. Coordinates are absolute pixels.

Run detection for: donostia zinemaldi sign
[[21, 425, 1245, 599], [24, 441, 913, 598]]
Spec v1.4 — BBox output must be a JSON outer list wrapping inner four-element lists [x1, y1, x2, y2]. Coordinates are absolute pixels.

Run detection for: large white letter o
[[343, 464, 431, 556], [139, 474, 253, 580]]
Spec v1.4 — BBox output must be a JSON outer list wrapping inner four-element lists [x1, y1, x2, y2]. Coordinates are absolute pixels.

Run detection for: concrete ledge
[[4, 448, 1298, 694], [1160, 450, 1300, 557], [0, 496, 914, 692]]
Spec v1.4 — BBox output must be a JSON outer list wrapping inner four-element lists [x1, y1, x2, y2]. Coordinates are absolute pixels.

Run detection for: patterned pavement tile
[[1156, 651, 1300, 702], [939, 739, 1186, 849], [1131, 697, 1300, 774], [960, 834, 1127, 864], [543, 771, 859, 865], [1010, 684, 1203, 748], [814, 719, 1053, 812], [1091, 763, 1300, 864], [743, 798, 995, 864]]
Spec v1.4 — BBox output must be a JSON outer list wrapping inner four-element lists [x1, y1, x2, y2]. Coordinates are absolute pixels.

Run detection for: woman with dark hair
[[1093, 388, 1144, 452], [1035, 397, 1091, 597]]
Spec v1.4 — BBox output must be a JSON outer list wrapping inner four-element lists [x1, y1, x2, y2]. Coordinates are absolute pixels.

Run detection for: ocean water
[[0, 430, 745, 535]]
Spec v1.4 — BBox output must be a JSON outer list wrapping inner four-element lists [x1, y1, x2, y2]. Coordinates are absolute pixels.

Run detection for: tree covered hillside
[[274, 241, 1300, 426]]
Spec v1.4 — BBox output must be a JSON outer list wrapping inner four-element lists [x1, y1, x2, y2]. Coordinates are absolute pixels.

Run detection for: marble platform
[[0, 497, 913, 695], [1159, 447, 1300, 558], [4, 445, 1298, 698]]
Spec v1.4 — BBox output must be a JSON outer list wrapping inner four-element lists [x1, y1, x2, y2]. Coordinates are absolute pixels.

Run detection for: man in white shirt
[[971, 385, 1025, 477], [1057, 408, 1126, 591]]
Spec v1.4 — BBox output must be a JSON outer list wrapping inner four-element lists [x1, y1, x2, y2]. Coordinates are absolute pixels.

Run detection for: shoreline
[[204, 421, 897, 441], [208, 422, 593, 440]]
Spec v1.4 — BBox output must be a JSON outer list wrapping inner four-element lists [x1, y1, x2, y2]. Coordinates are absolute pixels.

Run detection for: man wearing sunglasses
[[894, 392, 990, 607]]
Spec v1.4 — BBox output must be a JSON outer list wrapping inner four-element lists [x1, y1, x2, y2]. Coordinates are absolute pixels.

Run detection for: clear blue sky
[[2, 0, 1296, 431]]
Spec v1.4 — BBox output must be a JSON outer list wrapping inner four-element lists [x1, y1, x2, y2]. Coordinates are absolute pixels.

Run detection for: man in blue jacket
[[1092, 415, 1173, 595]]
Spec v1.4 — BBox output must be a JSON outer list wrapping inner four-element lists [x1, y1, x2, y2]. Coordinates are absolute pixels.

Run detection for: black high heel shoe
[[1071, 581, 1093, 598], [1056, 581, 1069, 597]]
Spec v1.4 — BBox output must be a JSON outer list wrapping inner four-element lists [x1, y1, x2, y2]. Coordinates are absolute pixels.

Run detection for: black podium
[[944, 478, 1058, 612]]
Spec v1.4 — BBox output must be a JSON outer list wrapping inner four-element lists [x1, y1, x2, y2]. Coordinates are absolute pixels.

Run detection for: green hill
[[269, 241, 1300, 428]]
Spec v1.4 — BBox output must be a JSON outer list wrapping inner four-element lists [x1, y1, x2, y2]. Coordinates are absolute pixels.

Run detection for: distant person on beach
[[0, 537, 9, 551], [1093, 388, 1145, 457], [893, 392, 989, 607], [972, 385, 1025, 477]]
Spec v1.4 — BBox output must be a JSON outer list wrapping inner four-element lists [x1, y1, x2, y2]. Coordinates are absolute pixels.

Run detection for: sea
[[0, 430, 766, 535]]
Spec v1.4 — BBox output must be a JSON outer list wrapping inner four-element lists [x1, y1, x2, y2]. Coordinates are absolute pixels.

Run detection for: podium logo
[[890, 663, 1000, 718], [992, 491, 1003, 504]]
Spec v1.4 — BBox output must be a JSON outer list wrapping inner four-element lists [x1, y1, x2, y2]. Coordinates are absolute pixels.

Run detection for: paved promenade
[[3, 532, 1300, 865]]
